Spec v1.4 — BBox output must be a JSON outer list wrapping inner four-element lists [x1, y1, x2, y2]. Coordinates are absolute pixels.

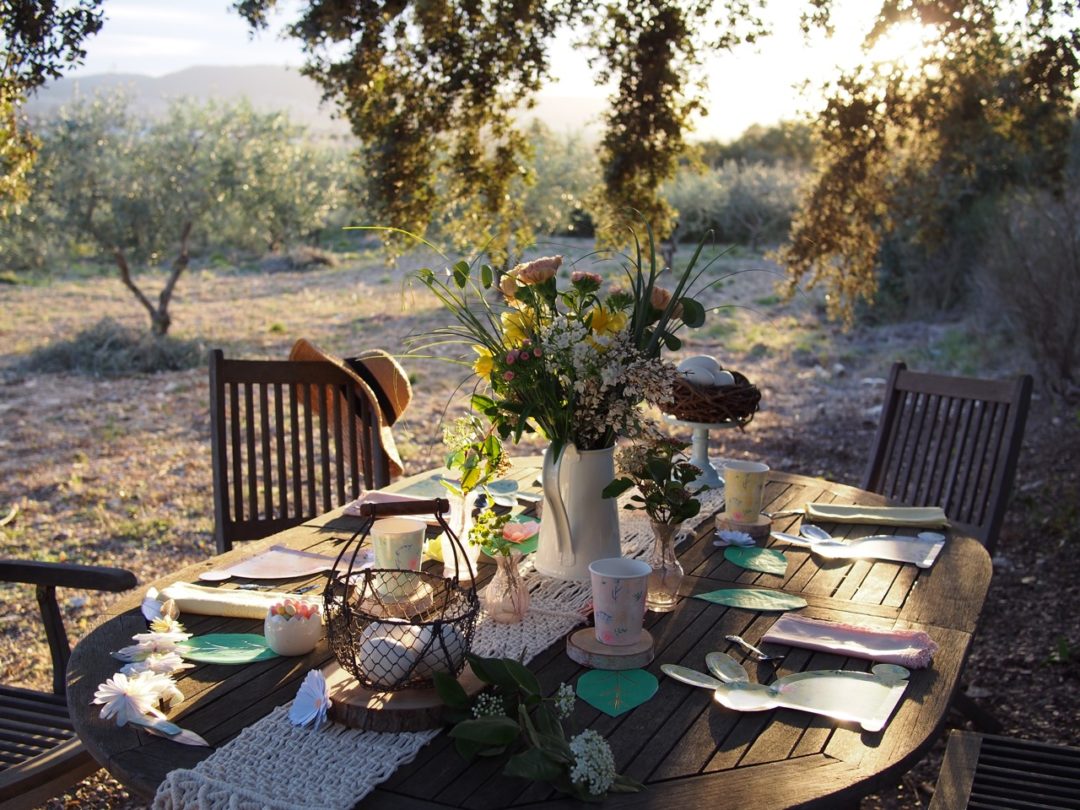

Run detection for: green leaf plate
[[692, 588, 807, 611], [177, 633, 279, 664], [724, 546, 789, 575], [576, 669, 658, 717]]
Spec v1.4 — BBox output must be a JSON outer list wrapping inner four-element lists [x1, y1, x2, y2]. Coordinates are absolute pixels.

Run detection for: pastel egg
[[356, 621, 420, 684], [713, 370, 735, 387], [412, 625, 466, 678], [677, 355, 723, 376]]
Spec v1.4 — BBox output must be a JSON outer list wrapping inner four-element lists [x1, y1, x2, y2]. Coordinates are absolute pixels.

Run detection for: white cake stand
[[666, 417, 744, 488]]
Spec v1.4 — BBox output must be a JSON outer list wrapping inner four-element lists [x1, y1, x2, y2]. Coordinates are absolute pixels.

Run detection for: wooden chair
[[209, 349, 396, 554], [863, 362, 1033, 554], [0, 559, 137, 810], [930, 730, 1080, 809]]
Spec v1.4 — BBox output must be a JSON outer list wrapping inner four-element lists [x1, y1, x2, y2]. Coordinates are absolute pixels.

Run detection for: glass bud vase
[[646, 520, 684, 613], [444, 490, 481, 582], [482, 552, 530, 624]]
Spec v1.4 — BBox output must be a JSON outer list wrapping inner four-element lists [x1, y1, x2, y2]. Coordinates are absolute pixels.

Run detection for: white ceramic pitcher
[[534, 443, 621, 581]]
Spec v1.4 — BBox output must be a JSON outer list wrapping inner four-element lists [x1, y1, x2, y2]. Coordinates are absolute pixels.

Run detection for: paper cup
[[371, 517, 426, 597], [589, 557, 651, 646], [723, 461, 770, 522]]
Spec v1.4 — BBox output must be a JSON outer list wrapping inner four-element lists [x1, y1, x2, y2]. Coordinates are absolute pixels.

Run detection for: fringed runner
[[153, 487, 725, 809]]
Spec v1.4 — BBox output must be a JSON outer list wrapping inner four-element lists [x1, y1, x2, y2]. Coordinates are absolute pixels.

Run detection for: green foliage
[[17, 317, 204, 377], [521, 123, 599, 238], [694, 121, 817, 167], [1, 0, 103, 218], [236, 0, 768, 255], [433, 654, 643, 801], [664, 161, 805, 248], [777, 0, 1080, 322], [605, 438, 706, 524]]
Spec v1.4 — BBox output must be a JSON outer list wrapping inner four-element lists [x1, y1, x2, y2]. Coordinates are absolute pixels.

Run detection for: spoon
[[803, 524, 948, 544], [725, 634, 785, 663], [800, 524, 835, 542]]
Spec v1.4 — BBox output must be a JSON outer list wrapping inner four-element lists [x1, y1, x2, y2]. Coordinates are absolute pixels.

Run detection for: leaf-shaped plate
[[724, 546, 789, 575], [177, 633, 279, 664], [506, 515, 540, 555], [576, 669, 658, 717], [692, 588, 807, 611]]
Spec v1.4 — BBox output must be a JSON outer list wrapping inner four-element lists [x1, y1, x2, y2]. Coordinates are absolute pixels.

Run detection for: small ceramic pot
[[264, 613, 323, 656]]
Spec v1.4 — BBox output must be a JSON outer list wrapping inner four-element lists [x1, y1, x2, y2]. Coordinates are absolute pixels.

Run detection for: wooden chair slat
[[862, 362, 1032, 553], [208, 349, 399, 552]]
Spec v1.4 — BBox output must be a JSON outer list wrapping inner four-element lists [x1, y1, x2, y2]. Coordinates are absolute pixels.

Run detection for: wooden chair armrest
[[0, 559, 137, 593]]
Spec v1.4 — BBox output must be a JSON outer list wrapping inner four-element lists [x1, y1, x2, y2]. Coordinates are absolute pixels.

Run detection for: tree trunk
[[113, 220, 193, 337]]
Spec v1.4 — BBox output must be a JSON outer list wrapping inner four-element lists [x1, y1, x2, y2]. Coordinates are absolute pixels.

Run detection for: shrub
[[19, 318, 204, 377], [977, 185, 1080, 397]]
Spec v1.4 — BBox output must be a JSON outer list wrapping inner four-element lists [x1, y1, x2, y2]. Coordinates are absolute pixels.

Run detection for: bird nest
[[664, 370, 761, 426]]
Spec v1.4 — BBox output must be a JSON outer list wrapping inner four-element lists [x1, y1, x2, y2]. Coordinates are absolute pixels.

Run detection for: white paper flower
[[288, 669, 330, 729], [715, 529, 755, 548], [149, 613, 187, 634], [134, 671, 185, 709], [114, 630, 191, 662], [120, 651, 193, 676], [569, 729, 616, 795], [92, 672, 165, 726]]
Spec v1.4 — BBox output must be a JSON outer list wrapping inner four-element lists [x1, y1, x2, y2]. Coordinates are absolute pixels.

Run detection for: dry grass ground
[[1, 240, 1076, 809]]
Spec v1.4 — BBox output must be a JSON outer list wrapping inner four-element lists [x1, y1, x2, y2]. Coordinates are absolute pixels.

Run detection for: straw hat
[[288, 338, 412, 478]]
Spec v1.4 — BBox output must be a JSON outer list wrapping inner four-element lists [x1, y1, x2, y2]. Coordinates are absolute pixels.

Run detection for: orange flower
[[512, 255, 561, 285], [650, 286, 683, 319]]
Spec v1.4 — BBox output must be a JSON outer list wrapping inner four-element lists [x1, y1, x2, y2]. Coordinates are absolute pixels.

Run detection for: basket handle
[[354, 498, 450, 518]]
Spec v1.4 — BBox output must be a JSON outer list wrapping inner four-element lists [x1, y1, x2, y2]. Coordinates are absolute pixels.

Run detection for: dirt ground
[[1, 241, 1077, 809]]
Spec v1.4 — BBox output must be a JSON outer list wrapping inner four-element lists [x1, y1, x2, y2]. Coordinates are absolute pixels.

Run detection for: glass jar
[[481, 552, 530, 624], [646, 520, 684, 613], [444, 490, 481, 581]]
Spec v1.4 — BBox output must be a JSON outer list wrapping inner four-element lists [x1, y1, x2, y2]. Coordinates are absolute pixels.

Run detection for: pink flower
[[512, 255, 561, 285], [506, 351, 517, 364], [571, 270, 602, 287], [519, 350, 530, 360], [503, 371, 515, 381], [650, 286, 683, 318], [502, 522, 540, 544], [533, 346, 543, 357]]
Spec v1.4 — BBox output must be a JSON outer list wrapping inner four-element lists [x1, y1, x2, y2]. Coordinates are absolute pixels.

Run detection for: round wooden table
[[67, 467, 992, 808]]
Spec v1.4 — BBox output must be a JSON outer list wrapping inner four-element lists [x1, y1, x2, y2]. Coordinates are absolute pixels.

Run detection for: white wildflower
[[471, 692, 505, 719], [554, 683, 575, 719], [569, 729, 617, 795]]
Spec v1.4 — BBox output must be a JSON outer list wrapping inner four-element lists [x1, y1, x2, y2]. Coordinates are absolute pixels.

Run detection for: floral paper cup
[[371, 517, 426, 597], [589, 557, 650, 647], [723, 461, 770, 522]]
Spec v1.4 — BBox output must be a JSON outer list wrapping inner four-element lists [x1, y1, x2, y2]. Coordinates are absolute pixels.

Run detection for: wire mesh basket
[[323, 498, 480, 692]]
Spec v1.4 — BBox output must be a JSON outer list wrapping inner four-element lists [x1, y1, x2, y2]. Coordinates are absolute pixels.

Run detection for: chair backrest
[[862, 362, 1032, 553], [209, 349, 392, 553]]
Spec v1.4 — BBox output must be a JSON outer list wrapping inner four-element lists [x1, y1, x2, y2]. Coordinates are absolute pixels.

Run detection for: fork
[[725, 634, 785, 663]]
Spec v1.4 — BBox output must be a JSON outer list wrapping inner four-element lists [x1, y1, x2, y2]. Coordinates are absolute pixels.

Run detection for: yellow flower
[[589, 306, 627, 338], [499, 273, 518, 300], [501, 308, 538, 345], [472, 346, 494, 377]]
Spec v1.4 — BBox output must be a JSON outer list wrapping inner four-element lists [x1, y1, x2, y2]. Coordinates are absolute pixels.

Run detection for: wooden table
[[67, 465, 992, 808]]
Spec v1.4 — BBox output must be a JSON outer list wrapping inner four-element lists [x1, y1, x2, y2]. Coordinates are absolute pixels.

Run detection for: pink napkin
[[762, 614, 939, 668]]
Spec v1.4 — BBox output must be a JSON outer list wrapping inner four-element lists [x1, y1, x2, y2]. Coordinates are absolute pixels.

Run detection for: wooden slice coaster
[[324, 659, 484, 732], [715, 512, 773, 541], [566, 628, 655, 670]]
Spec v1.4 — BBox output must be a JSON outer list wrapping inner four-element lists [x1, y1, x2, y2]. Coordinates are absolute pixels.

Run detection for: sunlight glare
[[864, 21, 940, 74]]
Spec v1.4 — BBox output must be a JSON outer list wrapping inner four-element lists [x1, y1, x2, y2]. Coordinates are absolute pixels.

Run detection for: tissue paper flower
[[135, 671, 185, 709], [289, 669, 330, 729], [119, 651, 193, 676], [114, 630, 192, 662], [715, 530, 755, 548], [93, 672, 166, 726]]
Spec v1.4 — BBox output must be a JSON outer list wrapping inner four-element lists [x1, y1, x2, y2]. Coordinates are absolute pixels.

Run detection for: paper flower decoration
[[714, 529, 755, 548], [119, 651, 193, 676], [289, 669, 330, 729], [114, 630, 192, 662], [93, 672, 166, 726]]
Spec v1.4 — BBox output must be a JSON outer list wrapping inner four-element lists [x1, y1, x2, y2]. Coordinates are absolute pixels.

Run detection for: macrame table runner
[[153, 487, 725, 810]]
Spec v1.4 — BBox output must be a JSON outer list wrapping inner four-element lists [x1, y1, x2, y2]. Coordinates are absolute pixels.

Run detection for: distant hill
[[26, 65, 605, 141]]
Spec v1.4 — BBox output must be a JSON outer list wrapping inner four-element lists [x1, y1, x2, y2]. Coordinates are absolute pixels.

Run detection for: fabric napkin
[[762, 614, 939, 668], [151, 582, 322, 620], [804, 503, 949, 528]]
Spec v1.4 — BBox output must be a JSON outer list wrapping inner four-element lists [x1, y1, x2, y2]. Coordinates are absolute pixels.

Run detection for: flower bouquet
[[416, 226, 716, 580]]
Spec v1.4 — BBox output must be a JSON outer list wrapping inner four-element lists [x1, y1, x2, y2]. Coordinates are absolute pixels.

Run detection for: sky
[[67, 0, 911, 142]]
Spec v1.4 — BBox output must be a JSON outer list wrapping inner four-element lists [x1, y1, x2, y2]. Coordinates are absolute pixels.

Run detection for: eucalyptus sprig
[[441, 414, 508, 498], [434, 654, 644, 802], [603, 438, 706, 524]]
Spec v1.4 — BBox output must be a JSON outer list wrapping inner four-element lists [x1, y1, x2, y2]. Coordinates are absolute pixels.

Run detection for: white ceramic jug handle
[[542, 445, 574, 568]]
